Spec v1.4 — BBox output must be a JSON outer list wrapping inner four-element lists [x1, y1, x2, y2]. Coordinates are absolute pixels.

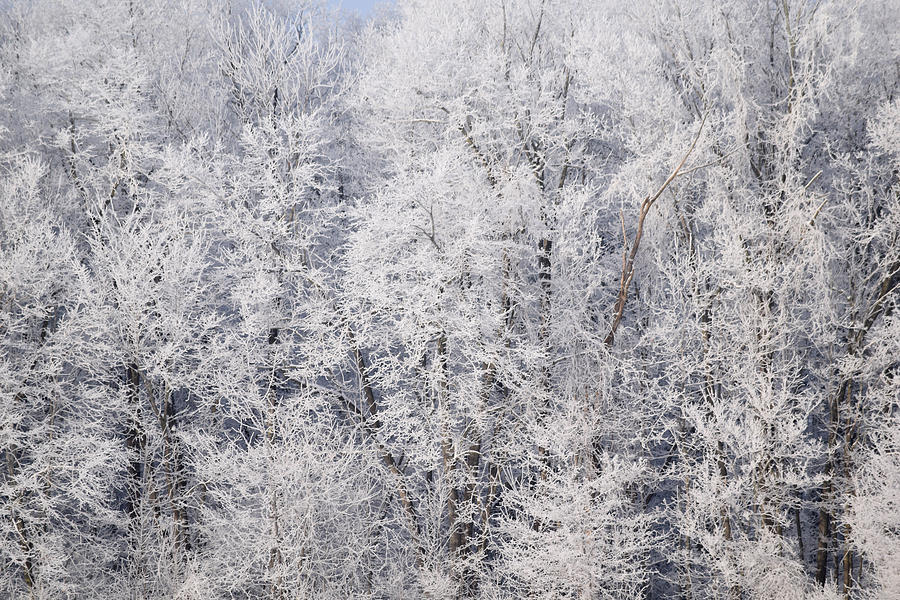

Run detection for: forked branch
[[604, 113, 707, 347]]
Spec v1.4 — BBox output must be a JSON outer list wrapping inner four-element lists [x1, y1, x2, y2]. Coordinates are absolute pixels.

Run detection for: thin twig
[[676, 146, 739, 178]]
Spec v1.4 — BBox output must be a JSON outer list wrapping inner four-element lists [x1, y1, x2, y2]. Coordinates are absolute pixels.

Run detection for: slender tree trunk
[[816, 388, 837, 586], [125, 363, 144, 519], [266, 475, 285, 600], [7, 437, 36, 599], [795, 507, 805, 563], [350, 338, 424, 566]]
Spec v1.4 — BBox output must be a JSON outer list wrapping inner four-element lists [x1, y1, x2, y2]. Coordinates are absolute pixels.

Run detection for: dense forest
[[1, 0, 898, 598]]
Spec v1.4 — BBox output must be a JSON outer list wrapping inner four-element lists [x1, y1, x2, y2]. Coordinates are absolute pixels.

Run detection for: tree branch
[[605, 113, 707, 347]]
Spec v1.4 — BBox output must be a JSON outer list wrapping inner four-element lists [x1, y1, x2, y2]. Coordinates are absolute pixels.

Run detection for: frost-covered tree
[[0, 159, 129, 598]]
